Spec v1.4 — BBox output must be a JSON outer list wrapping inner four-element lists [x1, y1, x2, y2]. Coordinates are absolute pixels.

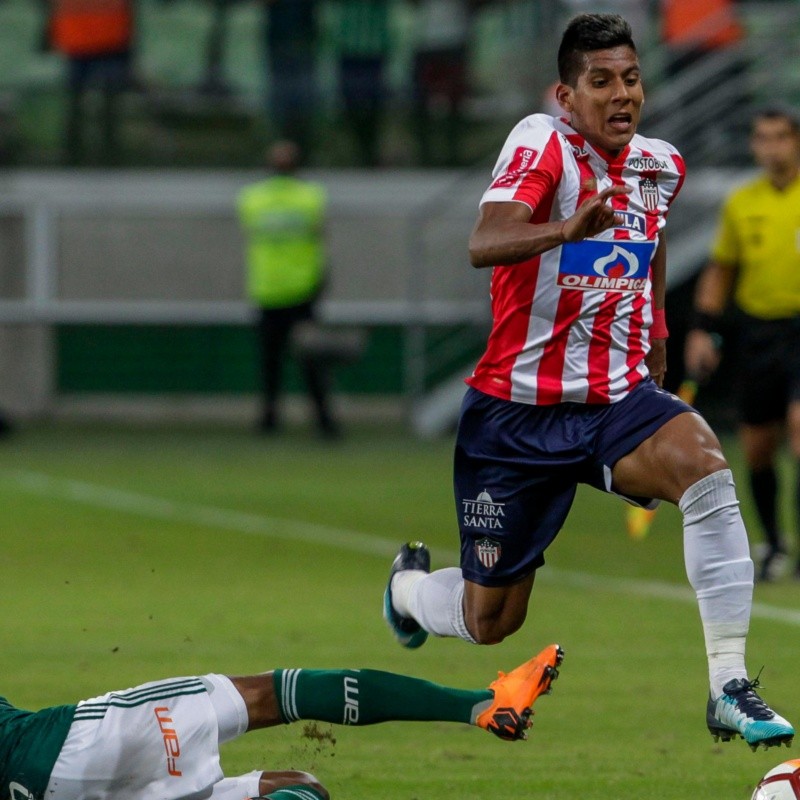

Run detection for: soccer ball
[[752, 760, 800, 799]]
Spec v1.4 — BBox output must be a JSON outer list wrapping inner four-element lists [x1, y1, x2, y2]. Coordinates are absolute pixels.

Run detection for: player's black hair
[[557, 13, 637, 86], [752, 106, 800, 135]]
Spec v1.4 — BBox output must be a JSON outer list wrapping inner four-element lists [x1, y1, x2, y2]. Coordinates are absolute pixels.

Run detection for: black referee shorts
[[738, 314, 800, 425]]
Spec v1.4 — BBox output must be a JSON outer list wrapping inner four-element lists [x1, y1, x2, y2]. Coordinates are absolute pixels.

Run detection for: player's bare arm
[[684, 260, 736, 380], [645, 234, 668, 386], [468, 185, 631, 268]]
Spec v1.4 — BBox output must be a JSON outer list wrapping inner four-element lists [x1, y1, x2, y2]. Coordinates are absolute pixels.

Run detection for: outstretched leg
[[225, 650, 562, 743]]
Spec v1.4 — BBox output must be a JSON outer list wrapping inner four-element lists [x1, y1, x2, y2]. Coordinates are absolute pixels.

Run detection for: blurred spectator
[[198, 0, 235, 96], [238, 141, 339, 438], [0, 412, 11, 438], [330, 0, 392, 167], [660, 0, 743, 75], [46, 0, 135, 165], [410, 0, 486, 166], [262, 0, 319, 156]]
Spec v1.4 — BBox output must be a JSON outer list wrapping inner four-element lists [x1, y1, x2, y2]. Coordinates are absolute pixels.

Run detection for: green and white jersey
[[0, 696, 76, 800]]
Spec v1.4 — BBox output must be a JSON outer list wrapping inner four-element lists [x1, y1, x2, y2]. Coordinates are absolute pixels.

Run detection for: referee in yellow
[[685, 107, 800, 581]]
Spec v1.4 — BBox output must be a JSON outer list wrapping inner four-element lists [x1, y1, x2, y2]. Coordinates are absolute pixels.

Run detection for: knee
[[696, 453, 730, 481], [672, 439, 729, 495]]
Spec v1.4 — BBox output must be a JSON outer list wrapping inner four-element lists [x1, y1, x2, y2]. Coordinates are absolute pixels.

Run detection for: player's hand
[[561, 186, 632, 243], [684, 329, 721, 382], [645, 338, 667, 387]]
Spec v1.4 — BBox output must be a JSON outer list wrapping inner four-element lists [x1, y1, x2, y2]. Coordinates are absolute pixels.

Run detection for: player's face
[[750, 117, 800, 174], [558, 46, 643, 155]]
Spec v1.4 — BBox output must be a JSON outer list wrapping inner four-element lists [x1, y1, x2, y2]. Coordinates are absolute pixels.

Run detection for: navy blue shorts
[[454, 379, 694, 587]]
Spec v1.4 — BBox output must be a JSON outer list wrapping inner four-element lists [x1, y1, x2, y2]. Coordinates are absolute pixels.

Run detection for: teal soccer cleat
[[707, 677, 795, 751], [383, 542, 430, 649]]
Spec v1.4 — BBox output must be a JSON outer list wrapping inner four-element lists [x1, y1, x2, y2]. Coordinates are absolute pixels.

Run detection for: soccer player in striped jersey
[[0, 644, 562, 800], [384, 13, 795, 751]]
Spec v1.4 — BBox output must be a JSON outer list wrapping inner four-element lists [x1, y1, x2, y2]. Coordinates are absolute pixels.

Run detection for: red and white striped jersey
[[467, 113, 685, 405]]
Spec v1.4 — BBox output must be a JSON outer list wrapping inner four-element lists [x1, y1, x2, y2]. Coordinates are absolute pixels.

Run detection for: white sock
[[680, 469, 753, 698], [392, 567, 476, 643], [390, 570, 427, 618]]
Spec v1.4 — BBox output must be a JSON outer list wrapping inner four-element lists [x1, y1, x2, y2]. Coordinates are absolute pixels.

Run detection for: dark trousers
[[65, 51, 131, 165], [257, 301, 336, 434], [340, 56, 385, 167]]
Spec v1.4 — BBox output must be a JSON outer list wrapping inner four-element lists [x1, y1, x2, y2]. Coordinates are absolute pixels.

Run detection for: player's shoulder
[[504, 113, 565, 149], [629, 133, 685, 172]]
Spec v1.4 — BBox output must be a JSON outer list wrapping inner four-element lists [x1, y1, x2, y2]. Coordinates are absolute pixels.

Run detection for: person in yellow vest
[[238, 140, 339, 437], [46, 0, 135, 165], [685, 107, 800, 581]]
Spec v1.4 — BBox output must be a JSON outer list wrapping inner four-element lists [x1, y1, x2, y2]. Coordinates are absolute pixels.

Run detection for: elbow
[[468, 236, 491, 269]]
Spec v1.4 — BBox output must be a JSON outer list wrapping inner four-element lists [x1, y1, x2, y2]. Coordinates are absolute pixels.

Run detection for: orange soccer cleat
[[476, 643, 564, 741]]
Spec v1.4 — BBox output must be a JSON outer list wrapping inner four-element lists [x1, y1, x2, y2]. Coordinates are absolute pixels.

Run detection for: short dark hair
[[752, 106, 800, 136], [557, 13, 637, 86]]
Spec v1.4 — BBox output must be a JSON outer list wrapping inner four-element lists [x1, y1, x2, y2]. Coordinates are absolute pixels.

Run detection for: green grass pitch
[[2, 422, 799, 799]]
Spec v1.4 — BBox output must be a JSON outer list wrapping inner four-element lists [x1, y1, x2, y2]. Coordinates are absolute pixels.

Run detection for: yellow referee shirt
[[710, 173, 800, 319]]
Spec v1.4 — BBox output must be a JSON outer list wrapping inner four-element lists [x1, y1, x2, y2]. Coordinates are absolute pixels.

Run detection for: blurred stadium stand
[[0, 1, 797, 434]]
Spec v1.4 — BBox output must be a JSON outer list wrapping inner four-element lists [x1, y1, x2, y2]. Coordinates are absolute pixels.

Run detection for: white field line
[[5, 467, 800, 627]]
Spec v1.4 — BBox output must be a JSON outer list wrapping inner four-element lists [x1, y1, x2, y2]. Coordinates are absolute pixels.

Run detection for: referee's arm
[[684, 260, 737, 381]]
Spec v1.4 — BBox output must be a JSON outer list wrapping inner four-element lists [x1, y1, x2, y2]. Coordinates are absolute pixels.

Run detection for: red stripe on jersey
[[534, 134, 599, 404], [535, 288, 584, 404], [564, 131, 609, 211], [625, 291, 647, 390], [585, 293, 621, 402], [512, 132, 563, 209], [474, 258, 543, 398], [490, 145, 539, 190], [607, 159, 631, 240], [667, 153, 686, 211]]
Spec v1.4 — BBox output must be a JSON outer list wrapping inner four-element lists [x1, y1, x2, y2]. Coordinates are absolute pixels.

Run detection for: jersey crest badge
[[639, 177, 659, 212]]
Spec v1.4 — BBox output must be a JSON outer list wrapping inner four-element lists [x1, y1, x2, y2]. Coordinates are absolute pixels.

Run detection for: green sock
[[254, 786, 326, 800], [273, 668, 492, 726]]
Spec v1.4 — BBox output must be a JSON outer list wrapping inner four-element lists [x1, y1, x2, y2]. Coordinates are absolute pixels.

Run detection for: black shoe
[[383, 542, 430, 649]]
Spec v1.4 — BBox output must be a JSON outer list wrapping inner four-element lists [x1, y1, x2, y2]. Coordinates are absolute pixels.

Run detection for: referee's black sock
[[749, 465, 782, 551]]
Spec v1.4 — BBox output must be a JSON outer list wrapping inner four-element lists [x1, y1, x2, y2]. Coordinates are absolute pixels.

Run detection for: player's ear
[[555, 83, 573, 113]]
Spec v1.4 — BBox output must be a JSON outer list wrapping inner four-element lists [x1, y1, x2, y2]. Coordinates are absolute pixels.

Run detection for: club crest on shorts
[[475, 537, 502, 569]]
